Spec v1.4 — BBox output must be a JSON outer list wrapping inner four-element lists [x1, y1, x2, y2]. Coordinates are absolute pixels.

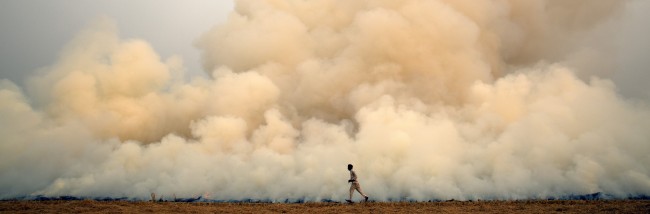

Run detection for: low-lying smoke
[[1, 0, 649, 201]]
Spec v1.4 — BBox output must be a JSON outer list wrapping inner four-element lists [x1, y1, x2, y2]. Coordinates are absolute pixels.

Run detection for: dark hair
[[348, 164, 353, 170]]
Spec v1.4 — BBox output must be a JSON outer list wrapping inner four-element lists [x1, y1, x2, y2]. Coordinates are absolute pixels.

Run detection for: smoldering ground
[[1, 0, 650, 201]]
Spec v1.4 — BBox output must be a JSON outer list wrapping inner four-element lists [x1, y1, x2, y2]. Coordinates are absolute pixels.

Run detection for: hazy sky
[[616, 0, 650, 100], [0, 0, 234, 84], [1, 0, 648, 100]]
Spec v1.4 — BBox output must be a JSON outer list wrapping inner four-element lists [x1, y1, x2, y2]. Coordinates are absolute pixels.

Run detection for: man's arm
[[348, 171, 351, 182], [348, 171, 356, 182]]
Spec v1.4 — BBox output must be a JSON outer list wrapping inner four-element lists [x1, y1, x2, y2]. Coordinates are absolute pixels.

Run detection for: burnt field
[[1, 200, 649, 213]]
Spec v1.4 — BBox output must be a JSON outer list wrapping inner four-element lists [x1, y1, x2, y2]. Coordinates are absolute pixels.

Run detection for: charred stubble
[[1, 200, 649, 214]]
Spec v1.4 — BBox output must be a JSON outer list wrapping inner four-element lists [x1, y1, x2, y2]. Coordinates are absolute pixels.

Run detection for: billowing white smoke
[[1, 0, 649, 201]]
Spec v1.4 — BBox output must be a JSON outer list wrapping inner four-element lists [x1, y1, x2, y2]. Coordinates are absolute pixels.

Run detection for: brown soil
[[1, 200, 649, 213]]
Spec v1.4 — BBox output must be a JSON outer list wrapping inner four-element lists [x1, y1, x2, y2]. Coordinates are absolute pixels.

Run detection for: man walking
[[347, 164, 369, 203]]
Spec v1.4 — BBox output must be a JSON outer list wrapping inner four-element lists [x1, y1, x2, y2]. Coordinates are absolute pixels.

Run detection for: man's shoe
[[346, 199, 353, 203], [364, 196, 369, 202]]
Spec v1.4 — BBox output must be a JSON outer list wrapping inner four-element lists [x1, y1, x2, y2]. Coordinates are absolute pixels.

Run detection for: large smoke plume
[[1, 0, 649, 201]]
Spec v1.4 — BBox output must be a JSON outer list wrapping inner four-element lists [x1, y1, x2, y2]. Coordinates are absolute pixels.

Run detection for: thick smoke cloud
[[1, 0, 649, 201]]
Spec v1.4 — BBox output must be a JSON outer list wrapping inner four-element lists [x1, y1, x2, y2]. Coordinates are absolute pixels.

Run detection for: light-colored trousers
[[349, 181, 367, 199]]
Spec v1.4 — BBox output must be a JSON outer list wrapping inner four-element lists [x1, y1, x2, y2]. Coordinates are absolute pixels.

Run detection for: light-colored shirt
[[350, 170, 358, 182]]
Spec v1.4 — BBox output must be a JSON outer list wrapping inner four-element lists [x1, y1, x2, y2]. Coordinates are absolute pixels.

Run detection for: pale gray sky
[[0, 0, 234, 85], [616, 0, 650, 100]]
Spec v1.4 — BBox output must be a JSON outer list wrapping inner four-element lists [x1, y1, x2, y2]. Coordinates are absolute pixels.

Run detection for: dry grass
[[1, 200, 649, 213]]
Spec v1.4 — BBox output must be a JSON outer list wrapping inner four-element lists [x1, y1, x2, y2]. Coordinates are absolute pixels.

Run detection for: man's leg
[[356, 186, 367, 197], [347, 184, 354, 202], [355, 184, 369, 202]]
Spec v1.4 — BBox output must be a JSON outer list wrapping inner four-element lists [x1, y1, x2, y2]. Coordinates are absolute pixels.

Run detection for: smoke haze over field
[[1, 0, 650, 201]]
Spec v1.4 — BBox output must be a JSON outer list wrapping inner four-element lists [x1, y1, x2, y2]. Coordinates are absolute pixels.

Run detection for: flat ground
[[1, 200, 649, 213]]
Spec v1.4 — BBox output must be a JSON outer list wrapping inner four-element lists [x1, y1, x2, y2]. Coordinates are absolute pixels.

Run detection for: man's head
[[348, 164, 353, 171]]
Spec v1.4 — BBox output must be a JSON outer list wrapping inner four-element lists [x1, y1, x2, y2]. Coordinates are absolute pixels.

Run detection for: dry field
[[1, 200, 649, 213]]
